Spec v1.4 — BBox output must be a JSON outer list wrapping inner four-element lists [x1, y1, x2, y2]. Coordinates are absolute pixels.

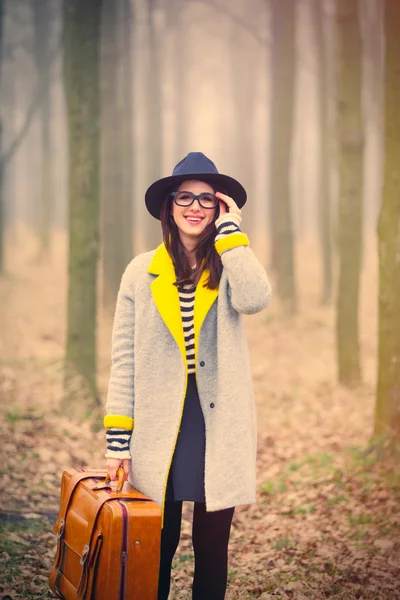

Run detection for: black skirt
[[165, 373, 206, 503]]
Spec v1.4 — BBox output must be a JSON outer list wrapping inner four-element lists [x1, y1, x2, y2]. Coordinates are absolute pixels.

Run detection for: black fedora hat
[[145, 152, 247, 220]]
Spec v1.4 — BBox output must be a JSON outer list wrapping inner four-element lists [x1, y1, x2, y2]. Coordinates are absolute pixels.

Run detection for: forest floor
[[0, 228, 399, 600]]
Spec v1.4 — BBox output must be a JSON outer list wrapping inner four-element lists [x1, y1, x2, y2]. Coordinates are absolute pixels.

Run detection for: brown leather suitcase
[[49, 467, 162, 599]]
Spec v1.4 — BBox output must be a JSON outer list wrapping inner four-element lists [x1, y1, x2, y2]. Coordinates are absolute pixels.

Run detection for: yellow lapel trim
[[148, 244, 219, 368], [148, 244, 186, 371]]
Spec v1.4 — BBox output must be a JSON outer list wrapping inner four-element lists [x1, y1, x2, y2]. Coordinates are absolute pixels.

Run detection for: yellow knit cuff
[[215, 232, 250, 255], [104, 415, 134, 430]]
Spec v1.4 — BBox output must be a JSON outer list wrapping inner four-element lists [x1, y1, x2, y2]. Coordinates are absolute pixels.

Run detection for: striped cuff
[[215, 212, 242, 229], [215, 216, 242, 242], [105, 450, 132, 460], [105, 428, 133, 460]]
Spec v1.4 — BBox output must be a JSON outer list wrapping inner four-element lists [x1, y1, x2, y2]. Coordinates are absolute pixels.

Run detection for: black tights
[[157, 500, 235, 600]]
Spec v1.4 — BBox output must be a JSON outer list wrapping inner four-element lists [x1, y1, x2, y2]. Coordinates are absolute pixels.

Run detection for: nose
[[190, 198, 201, 210]]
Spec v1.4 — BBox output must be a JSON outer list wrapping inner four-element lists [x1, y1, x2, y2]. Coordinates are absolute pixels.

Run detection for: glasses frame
[[170, 191, 218, 210]]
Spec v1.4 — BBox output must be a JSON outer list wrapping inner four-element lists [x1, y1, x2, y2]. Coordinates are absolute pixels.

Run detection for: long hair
[[159, 187, 224, 290]]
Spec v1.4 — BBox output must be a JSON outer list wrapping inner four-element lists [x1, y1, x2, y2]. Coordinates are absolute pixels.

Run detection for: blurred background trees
[[335, 0, 363, 387], [0, 0, 398, 448], [100, 0, 134, 310], [32, 0, 52, 254], [63, 0, 102, 408], [309, 0, 334, 307], [375, 0, 400, 447], [0, 0, 4, 274], [269, 0, 297, 316]]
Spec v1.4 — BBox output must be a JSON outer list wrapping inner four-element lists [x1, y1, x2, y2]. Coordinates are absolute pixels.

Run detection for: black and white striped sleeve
[[105, 428, 132, 460], [215, 212, 242, 241]]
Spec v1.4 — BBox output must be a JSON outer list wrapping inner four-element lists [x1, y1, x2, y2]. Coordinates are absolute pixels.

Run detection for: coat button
[[200, 361, 205, 367], [210, 402, 215, 408]]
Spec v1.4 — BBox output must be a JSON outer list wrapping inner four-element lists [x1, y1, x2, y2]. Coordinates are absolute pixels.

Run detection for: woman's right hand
[[106, 458, 131, 482]]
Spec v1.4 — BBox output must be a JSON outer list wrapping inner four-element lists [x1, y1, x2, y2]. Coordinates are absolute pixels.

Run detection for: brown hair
[[159, 187, 224, 290]]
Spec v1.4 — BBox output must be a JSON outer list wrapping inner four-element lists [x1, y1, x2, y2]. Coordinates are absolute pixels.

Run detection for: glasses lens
[[174, 192, 194, 206], [199, 193, 217, 208]]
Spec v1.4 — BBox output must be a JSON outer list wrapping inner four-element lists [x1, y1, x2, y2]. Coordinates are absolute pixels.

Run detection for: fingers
[[107, 465, 119, 481], [122, 459, 131, 480], [106, 458, 123, 481], [106, 459, 131, 483], [218, 199, 227, 216], [216, 191, 232, 203], [215, 192, 241, 216]]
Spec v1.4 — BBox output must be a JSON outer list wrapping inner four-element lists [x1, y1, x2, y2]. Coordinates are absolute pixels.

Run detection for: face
[[171, 180, 217, 242]]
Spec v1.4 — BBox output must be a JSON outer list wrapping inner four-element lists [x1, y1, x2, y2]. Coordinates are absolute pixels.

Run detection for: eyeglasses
[[171, 191, 218, 209]]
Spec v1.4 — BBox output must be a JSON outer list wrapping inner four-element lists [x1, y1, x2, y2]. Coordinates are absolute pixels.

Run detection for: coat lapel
[[148, 244, 186, 368], [194, 269, 219, 360], [148, 243, 219, 369]]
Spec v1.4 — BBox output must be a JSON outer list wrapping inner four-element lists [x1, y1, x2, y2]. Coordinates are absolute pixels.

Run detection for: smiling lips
[[185, 216, 204, 225]]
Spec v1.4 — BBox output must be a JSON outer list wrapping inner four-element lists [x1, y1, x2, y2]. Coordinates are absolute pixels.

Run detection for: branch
[[190, 0, 268, 47], [0, 29, 64, 169]]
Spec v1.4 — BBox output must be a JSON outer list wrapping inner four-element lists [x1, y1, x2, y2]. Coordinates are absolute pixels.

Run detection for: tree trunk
[[310, 0, 333, 305], [0, 0, 4, 274], [169, 0, 186, 160], [33, 0, 52, 254], [64, 0, 102, 409], [144, 0, 163, 250], [374, 0, 400, 445], [120, 0, 134, 259], [269, 0, 297, 314], [100, 0, 133, 310], [228, 24, 255, 239], [362, 0, 384, 231], [335, 0, 363, 386]]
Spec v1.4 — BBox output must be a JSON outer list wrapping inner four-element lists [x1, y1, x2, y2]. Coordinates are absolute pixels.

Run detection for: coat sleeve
[[214, 217, 272, 315], [104, 260, 136, 459]]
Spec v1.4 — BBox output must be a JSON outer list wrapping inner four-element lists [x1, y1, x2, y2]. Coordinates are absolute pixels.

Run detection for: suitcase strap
[[53, 471, 105, 536], [54, 470, 152, 535]]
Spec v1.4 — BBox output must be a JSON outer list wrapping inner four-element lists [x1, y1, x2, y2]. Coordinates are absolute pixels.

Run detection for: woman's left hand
[[216, 192, 241, 218]]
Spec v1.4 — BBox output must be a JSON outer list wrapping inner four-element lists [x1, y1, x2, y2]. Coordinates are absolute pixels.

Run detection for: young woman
[[104, 152, 272, 600]]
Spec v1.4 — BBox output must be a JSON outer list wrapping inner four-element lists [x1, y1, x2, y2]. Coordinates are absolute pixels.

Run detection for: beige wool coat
[[105, 232, 272, 526]]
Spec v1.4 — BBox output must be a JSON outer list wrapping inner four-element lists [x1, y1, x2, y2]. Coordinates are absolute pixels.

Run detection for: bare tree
[[361, 0, 384, 232], [64, 0, 102, 408], [0, 0, 4, 273], [269, 0, 297, 314], [227, 22, 255, 237], [374, 0, 400, 446], [310, 0, 333, 305], [144, 0, 163, 250], [335, 0, 364, 386], [33, 0, 52, 253], [120, 0, 134, 260], [168, 0, 186, 160], [100, 0, 134, 310]]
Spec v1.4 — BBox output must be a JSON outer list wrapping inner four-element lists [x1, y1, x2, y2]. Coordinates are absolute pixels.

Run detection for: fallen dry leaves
[[0, 232, 399, 599]]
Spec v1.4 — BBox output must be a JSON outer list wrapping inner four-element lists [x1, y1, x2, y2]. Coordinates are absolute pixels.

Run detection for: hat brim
[[145, 172, 247, 220]]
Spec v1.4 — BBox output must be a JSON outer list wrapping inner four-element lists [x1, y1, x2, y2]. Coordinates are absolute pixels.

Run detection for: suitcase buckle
[[80, 544, 90, 566], [56, 519, 65, 539]]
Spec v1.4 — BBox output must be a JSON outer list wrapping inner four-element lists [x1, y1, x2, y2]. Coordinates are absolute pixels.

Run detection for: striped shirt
[[105, 213, 243, 459], [179, 281, 196, 374]]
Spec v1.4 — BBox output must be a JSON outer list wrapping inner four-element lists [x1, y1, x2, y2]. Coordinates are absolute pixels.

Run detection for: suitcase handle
[[103, 466, 126, 494]]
